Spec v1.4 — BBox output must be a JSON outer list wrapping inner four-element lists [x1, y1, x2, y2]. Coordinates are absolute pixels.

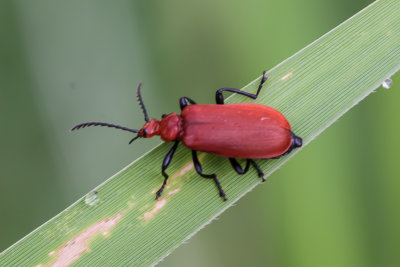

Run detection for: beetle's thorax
[[160, 113, 183, 141], [139, 113, 182, 142]]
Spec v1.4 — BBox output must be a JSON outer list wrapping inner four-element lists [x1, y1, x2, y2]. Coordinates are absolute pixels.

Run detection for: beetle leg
[[248, 159, 266, 182], [229, 158, 251, 174], [192, 150, 227, 201], [179, 97, 197, 110], [156, 141, 179, 200], [229, 158, 265, 182], [215, 70, 268, 104]]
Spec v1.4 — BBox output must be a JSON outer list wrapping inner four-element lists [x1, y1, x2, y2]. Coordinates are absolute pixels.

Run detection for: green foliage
[[1, 0, 399, 266]]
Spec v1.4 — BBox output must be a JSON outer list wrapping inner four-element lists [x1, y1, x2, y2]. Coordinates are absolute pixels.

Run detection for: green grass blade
[[1, 0, 399, 265]]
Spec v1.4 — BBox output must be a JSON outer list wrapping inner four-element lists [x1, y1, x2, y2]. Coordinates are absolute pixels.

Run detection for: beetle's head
[[71, 83, 160, 144], [137, 119, 161, 139]]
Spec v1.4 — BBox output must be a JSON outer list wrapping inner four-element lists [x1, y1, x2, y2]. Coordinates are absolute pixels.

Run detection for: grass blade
[[1, 0, 399, 265]]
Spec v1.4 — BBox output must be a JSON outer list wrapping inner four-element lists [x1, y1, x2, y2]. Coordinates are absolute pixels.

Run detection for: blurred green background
[[1, 0, 399, 266]]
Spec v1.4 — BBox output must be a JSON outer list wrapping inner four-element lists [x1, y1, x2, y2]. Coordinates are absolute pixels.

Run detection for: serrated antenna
[[136, 83, 149, 122], [71, 122, 139, 133]]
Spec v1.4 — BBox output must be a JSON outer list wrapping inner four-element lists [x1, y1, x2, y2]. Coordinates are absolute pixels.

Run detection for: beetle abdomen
[[181, 104, 293, 158]]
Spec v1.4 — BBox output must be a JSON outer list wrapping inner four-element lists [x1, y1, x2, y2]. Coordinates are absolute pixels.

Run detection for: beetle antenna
[[128, 135, 140, 144], [71, 122, 140, 133], [136, 83, 150, 122]]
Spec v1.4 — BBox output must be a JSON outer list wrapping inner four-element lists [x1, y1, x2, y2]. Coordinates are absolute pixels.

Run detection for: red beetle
[[72, 71, 302, 201]]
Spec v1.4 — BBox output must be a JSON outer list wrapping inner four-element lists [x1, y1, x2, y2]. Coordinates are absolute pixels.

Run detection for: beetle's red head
[[138, 119, 161, 138]]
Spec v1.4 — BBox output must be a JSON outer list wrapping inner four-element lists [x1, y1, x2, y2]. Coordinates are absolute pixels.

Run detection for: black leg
[[180, 97, 197, 110], [156, 141, 179, 200], [229, 158, 251, 174], [249, 159, 266, 182], [192, 150, 227, 201], [229, 158, 265, 182], [216, 70, 268, 104]]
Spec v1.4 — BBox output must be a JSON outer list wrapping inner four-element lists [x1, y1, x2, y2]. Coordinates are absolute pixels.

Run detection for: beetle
[[72, 71, 302, 201]]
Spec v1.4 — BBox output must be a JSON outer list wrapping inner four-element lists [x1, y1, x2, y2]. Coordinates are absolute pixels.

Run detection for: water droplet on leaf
[[382, 78, 392, 89], [85, 190, 100, 206]]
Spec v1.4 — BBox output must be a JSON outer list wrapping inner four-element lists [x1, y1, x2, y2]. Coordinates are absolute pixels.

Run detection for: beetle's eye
[[161, 114, 167, 118], [143, 129, 147, 138]]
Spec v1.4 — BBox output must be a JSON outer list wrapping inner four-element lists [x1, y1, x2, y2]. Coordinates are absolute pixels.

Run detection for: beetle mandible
[[72, 71, 302, 201]]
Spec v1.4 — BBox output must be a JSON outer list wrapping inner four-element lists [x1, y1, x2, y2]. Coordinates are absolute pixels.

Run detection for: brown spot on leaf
[[41, 212, 124, 267], [167, 188, 180, 196], [281, 72, 293, 80], [139, 188, 181, 224], [171, 162, 194, 178], [171, 153, 205, 179], [140, 199, 168, 223]]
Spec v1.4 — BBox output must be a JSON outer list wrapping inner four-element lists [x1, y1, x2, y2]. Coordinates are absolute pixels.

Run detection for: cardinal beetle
[[72, 71, 302, 201]]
